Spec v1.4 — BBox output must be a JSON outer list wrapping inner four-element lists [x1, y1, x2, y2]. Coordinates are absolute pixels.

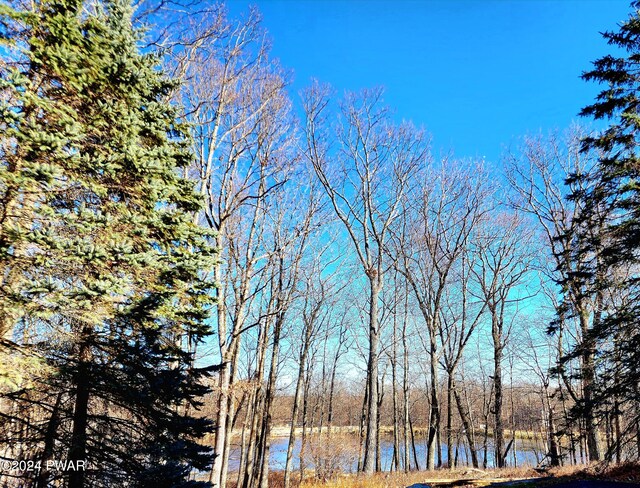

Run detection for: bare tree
[[250, 178, 321, 488], [518, 306, 562, 467], [506, 130, 606, 462], [471, 211, 534, 468], [282, 233, 348, 488], [391, 160, 486, 470], [173, 9, 295, 486], [439, 247, 487, 468], [302, 82, 427, 474]]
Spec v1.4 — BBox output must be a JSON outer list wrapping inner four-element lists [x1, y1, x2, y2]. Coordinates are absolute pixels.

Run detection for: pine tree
[[0, 0, 216, 485], [575, 0, 640, 460], [580, 1, 640, 254]]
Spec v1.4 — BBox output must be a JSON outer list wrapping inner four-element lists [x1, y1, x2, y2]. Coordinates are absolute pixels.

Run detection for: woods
[[0, 0, 216, 485], [2, 0, 640, 487]]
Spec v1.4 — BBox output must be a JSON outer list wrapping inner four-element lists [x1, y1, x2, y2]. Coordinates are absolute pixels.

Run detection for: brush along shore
[[264, 425, 540, 442]]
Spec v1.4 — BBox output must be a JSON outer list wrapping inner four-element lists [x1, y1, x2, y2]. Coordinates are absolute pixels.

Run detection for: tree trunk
[[327, 352, 339, 438], [242, 388, 264, 488], [240, 316, 270, 488], [362, 278, 381, 474], [579, 310, 601, 462], [392, 354, 400, 471], [211, 358, 231, 487], [545, 389, 561, 467], [68, 329, 91, 488], [402, 301, 411, 472], [492, 313, 505, 469], [220, 341, 241, 488], [409, 411, 420, 470], [376, 376, 383, 472], [237, 408, 250, 488], [257, 308, 286, 488], [482, 384, 492, 470], [36, 392, 63, 488], [358, 377, 369, 472], [299, 365, 312, 483], [493, 349, 504, 468], [635, 381, 640, 460], [403, 375, 411, 472], [284, 338, 311, 488], [427, 327, 439, 471], [583, 355, 601, 462], [453, 379, 479, 468], [447, 373, 454, 469]]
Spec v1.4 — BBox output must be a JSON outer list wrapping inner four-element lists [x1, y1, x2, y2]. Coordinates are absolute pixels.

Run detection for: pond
[[226, 435, 543, 473]]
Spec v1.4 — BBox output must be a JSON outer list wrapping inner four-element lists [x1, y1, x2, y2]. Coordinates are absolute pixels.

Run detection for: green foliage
[[0, 0, 216, 485], [580, 2, 640, 253], [572, 0, 640, 458]]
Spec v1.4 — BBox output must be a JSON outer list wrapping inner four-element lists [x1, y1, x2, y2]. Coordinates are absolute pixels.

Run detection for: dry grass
[[546, 461, 640, 483], [226, 471, 287, 488], [299, 466, 539, 488], [225, 462, 640, 488], [224, 467, 538, 488]]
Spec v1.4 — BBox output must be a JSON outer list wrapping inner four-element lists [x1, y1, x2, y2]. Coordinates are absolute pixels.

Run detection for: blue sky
[[226, 0, 631, 165]]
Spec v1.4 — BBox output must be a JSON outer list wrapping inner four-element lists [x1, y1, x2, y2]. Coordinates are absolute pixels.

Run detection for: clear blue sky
[[226, 0, 631, 164]]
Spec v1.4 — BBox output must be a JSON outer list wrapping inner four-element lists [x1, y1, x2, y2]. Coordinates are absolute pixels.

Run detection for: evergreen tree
[[580, 0, 640, 257], [574, 0, 640, 459], [0, 0, 216, 485]]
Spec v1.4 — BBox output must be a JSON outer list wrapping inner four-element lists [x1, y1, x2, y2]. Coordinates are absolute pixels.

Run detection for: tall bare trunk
[[376, 376, 383, 472], [545, 389, 561, 467], [257, 304, 286, 488], [358, 376, 369, 472], [212, 357, 231, 487], [284, 339, 311, 488], [236, 408, 250, 488], [635, 380, 640, 460], [362, 278, 381, 474], [327, 352, 339, 437], [453, 382, 478, 468], [211, 255, 231, 488], [220, 341, 241, 488], [240, 317, 270, 488], [427, 327, 439, 471], [299, 365, 313, 482], [402, 293, 411, 472], [392, 329, 400, 471], [409, 411, 420, 470], [446, 373, 454, 469], [493, 325, 504, 468]]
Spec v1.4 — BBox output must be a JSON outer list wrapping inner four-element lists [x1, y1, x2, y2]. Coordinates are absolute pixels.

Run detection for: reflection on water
[[227, 436, 542, 472]]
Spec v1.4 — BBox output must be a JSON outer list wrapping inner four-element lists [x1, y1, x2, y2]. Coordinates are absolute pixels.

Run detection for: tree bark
[[453, 378, 479, 468], [36, 393, 63, 488], [257, 298, 287, 488], [362, 278, 381, 474], [447, 374, 454, 469], [402, 293, 411, 472], [326, 350, 340, 437], [284, 333, 311, 488], [545, 387, 561, 467], [427, 327, 440, 471], [580, 310, 601, 462], [220, 341, 241, 488], [392, 320, 400, 471], [492, 319, 505, 469], [68, 328, 91, 488]]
